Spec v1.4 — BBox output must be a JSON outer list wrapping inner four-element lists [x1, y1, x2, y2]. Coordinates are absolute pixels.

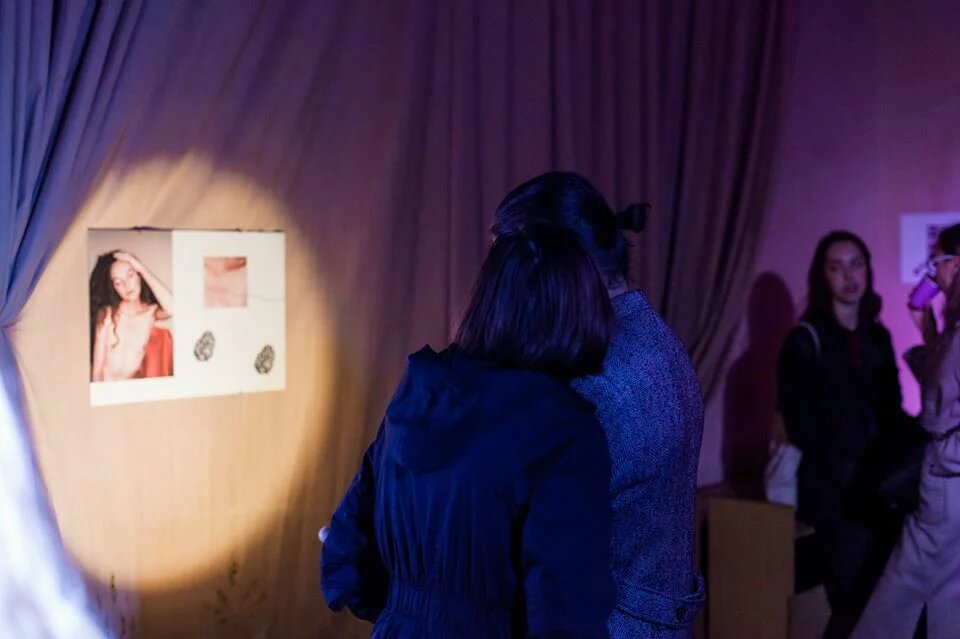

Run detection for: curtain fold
[[653, 0, 792, 399], [0, 1, 168, 636], [436, 0, 792, 398], [1, 0, 160, 384]]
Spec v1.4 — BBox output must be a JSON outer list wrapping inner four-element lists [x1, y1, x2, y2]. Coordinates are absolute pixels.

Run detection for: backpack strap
[[797, 321, 821, 359]]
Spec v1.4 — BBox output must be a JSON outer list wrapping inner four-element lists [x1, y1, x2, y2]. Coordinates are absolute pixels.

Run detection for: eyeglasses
[[916, 254, 959, 275], [924, 255, 957, 273]]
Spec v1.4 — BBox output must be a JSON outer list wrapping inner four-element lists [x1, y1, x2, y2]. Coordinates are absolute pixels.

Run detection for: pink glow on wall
[[700, 0, 960, 486]]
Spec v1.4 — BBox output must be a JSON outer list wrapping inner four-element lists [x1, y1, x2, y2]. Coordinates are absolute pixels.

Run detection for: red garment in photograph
[[136, 327, 173, 378]]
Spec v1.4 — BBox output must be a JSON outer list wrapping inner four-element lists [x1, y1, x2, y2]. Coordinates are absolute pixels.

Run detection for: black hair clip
[[615, 203, 650, 232]]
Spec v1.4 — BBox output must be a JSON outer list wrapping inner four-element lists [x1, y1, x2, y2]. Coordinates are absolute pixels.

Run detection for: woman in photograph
[[89, 250, 174, 381], [320, 224, 615, 638]]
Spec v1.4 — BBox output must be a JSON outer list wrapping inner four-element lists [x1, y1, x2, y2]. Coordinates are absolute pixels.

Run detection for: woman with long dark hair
[[320, 224, 615, 638], [778, 231, 910, 637], [89, 250, 174, 381]]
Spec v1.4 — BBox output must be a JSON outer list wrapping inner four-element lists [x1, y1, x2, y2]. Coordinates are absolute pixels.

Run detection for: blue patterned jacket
[[573, 291, 706, 638]]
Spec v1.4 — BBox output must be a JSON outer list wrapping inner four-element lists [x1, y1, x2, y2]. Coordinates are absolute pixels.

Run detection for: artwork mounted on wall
[[900, 212, 960, 283], [88, 229, 285, 406]]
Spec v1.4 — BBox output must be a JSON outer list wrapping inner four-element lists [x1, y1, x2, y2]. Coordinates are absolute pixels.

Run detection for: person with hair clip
[[852, 223, 960, 639], [492, 171, 705, 638], [320, 223, 615, 638], [778, 231, 916, 638]]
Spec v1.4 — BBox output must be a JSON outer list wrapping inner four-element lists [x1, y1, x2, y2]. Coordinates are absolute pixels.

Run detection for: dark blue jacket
[[321, 346, 615, 638]]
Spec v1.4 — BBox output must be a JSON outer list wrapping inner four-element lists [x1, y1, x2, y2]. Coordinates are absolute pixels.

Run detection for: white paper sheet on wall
[[87, 229, 285, 406], [900, 212, 960, 283]]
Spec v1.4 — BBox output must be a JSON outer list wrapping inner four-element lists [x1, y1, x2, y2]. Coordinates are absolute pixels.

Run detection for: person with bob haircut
[[321, 223, 616, 638]]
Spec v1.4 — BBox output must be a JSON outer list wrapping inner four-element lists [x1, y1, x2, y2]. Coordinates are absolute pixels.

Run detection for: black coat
[[777, 315, 907, 612]]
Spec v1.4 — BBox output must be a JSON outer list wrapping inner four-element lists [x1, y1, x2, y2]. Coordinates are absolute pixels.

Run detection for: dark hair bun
[[614, 203, 650, 232]]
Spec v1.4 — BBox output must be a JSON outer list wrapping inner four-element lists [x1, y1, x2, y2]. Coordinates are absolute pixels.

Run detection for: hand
[[113, 251, 142, 272]]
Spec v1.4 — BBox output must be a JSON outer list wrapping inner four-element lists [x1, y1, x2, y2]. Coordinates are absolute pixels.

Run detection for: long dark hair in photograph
[[89, 251, 158, 363]]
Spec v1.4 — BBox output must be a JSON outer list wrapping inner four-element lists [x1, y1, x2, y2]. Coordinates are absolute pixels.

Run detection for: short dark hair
[[938, 224, 960, 320], [455, 225, 612, 380], [803, 231, 881, 324], [939, 223, 960, 255], [491, 171, 627, 286]]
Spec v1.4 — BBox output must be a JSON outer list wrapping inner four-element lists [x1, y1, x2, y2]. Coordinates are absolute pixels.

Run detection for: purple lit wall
[[703, 0, 960, 485]]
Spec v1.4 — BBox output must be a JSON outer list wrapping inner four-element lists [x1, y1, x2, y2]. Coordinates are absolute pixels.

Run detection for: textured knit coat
[[573, 291, 706, 638]]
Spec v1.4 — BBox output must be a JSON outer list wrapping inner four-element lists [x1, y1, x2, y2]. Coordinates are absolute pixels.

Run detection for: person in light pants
[[852, 224, 960, 639]]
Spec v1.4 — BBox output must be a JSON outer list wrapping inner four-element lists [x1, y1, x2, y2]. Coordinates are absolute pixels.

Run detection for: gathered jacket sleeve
[[320, 424, 389, 622]]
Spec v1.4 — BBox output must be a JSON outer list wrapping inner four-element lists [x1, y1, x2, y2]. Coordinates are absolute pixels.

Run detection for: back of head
[[456, 224, 612, 381], [491, 172, 627, 287], [939, 223, 960, 256], [938, 224, 960, 319]]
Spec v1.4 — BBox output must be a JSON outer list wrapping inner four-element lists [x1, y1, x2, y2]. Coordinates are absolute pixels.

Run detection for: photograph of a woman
[[89, 250, 174, 382], [87, 228, 283, 405]]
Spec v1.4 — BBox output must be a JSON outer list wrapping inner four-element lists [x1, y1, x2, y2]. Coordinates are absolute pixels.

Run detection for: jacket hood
[[383, 347, 490, 473], [383, 346, 586, 473]]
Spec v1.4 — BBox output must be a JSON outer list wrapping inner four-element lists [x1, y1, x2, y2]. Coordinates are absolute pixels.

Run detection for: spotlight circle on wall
[[14, 155, 338, 590]]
